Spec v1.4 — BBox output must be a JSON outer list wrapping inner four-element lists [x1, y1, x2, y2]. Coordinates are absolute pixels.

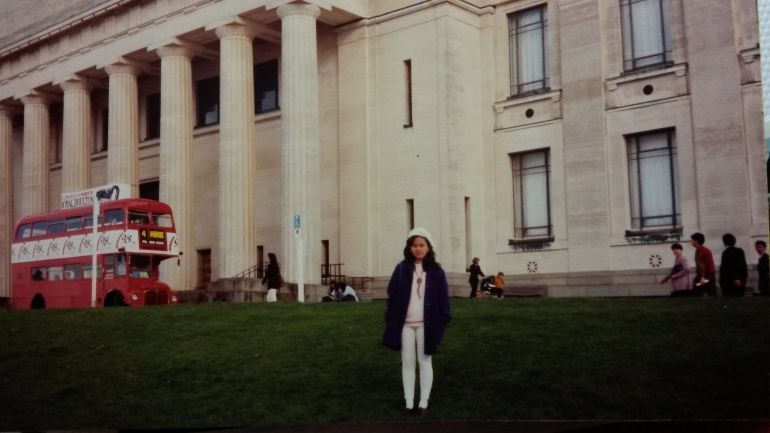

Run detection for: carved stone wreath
[[649, 254, 662, 268], [527, 261, 538, 273]]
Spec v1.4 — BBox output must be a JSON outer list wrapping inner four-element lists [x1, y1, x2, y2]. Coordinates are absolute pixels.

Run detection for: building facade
[[0, 0, 766, 299]]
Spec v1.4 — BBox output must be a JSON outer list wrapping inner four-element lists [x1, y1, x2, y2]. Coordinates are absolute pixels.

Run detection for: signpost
[[91, 190, 98, 308], [294, 215, 304, 303]]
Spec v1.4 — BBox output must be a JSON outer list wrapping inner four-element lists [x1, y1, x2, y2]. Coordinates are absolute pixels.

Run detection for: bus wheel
[[104, 291, 127, 307], [31, 295, 46, 310]]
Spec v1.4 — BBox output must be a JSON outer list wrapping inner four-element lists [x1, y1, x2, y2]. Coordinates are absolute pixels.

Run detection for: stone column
[[278, 4, 322, 285], [0, 107, 14, 298], [105, 63, 141, 198], [215, 24, 257, 278], [59, 79, 93, 193], [157, 45, 197, 292], [21, 94, 51, 216]]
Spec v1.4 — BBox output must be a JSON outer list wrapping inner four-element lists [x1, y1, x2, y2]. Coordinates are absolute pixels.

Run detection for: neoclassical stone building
[[0, 0, 766, 299]]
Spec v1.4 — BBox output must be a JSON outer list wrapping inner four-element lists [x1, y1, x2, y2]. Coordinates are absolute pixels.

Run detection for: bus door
[[102, 254, 128, 298]]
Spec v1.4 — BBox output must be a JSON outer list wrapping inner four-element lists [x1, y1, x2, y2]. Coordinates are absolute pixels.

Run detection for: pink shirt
[[405, 263, 425, 324]]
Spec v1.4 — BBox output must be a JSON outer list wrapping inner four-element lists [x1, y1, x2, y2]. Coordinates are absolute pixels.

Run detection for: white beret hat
[[407, 227, 435, 248]]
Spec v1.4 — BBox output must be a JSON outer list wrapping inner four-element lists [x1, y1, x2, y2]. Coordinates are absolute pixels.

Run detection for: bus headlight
[[171, 295, 178, 303], [131, 294, 138, 301]]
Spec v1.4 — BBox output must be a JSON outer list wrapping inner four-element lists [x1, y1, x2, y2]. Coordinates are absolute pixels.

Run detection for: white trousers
[[266, 289, 277, 302], [401, 324, 433, 408]]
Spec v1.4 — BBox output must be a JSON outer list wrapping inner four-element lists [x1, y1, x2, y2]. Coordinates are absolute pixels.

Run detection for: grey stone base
[[202, 279, 330, 303], [362, 265, 761, 299], [193, 264, 761, 302]]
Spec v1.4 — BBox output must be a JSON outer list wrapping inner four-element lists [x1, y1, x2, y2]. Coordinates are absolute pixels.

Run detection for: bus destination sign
[[140, 229, 166, 247]]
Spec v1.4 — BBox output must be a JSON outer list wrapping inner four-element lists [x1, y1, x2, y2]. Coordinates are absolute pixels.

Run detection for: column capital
[[276, 3, 321, 19], [59, 79, 94, 93], [214, 23, 260, 39], [156, 45, 199, 60], [99, 56, 158, 76], [17, 91, 58, 106], [54, 74, 98, 92], [104, 63, 143, 77], [206, 16, 281, 44]]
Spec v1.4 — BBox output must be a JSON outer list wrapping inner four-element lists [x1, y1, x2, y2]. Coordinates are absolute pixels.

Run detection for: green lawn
[[0, 298, 768, 429]]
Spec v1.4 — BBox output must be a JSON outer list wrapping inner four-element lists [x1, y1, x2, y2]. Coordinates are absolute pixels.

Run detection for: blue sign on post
[[294, 215, 300, 229]]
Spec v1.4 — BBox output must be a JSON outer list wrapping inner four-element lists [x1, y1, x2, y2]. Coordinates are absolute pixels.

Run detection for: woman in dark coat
[[468, 257, 485, 298], [261, 253, 282, 302], [382, 227, 451, 417]]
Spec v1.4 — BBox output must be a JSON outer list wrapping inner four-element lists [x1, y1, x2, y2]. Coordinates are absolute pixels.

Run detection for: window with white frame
[[627, 130, 680, 230], [511, 149, 552, 238], [620, 0, 672, 71], [508, 6, 549, 97]]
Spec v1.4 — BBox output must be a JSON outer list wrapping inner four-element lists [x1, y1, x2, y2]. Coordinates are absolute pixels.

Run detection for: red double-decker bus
[[11, 198, 180, 309]]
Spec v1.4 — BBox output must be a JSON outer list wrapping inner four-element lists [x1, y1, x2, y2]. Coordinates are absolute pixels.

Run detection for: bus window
[[115, 254, 127, 276], [84, 214, 102, 228], [128, 210, 150, 225], [129, 255, 152, 278], [32, 222, 47, 237], [65, 264, 82, 280], [104, 209, 125, 226], [48, 267, 64, 281], [31, 268, 45, 281], [83, 264, 103, 278], [105, 255, 114, 274], [17, 224, 31, 239], [66, 217, 83, 231], [153, 213, 173, 228], [49, 219, 65, 235]]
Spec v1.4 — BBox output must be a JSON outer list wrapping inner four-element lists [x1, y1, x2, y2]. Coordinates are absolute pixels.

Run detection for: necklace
[[415, 268, 425, 299]]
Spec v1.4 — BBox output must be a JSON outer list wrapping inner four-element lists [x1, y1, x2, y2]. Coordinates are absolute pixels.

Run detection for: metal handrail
[[322, 263, 345, 286], [232, 262, 270, 279], [348, 276, 374, 292], [230, 263, 362, 287]]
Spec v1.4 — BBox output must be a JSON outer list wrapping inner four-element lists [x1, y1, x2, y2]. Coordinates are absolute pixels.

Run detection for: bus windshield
[[153, 213, 173, 228], [129, 255, 152, 278]]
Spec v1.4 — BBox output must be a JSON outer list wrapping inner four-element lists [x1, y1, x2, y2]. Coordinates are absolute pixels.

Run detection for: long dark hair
[[268, 253, 279, 268], [403, 235, 441, 271]]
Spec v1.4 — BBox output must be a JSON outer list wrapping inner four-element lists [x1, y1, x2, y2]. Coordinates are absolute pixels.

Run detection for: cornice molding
[[335, 0, 494, 33]]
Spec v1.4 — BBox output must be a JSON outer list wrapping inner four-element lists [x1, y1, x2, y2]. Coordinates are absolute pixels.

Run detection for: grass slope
[[0, 298, 768, 429]]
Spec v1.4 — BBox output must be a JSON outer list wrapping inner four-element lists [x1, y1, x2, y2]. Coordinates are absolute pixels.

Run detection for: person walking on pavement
[[660, 243, 692, 296], [755, 240, 769, 296], [261, 253, 283, 302], [719, 234, 748, 297], [382, 228, 452, 417], [468, 257, 485, 298]]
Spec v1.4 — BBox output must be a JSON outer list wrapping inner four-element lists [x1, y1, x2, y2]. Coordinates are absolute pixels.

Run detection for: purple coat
[[382, 261, 452, 355]]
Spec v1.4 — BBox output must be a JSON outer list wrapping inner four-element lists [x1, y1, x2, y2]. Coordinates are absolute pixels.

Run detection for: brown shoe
[[417, 407, 427, 416], [403, 408, 412, 417]]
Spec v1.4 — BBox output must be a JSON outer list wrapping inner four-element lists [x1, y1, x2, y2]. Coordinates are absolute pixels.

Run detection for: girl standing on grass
[[382, 228, 452, 417]]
